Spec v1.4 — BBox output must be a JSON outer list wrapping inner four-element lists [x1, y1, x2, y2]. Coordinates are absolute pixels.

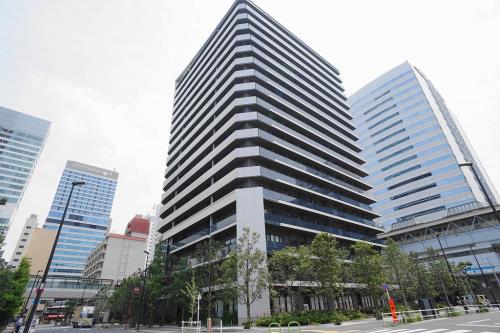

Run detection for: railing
[[381, 304, 500, 325], [170, 215, 237, 251], [265, 212, 382, 244]]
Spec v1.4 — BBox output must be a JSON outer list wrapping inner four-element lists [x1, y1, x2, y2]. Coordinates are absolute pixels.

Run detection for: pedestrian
[[15, 316, 23, 333]]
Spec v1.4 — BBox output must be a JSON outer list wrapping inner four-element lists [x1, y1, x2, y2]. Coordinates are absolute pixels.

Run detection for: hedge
[[255, 309, 366, 326]]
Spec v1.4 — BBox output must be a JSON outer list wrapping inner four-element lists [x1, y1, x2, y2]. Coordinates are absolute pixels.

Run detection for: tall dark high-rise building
[[158, 0, 381, 317]]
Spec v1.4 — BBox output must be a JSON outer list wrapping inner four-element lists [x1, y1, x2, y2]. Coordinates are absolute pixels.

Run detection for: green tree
[[0, 256, 30, 330], [93, 286, 112, 323], [268, 245, 311, 311], [63, 299, 79, 323], [109, 274, 141, 325], [181, 270, 199, 322], [426, 248, 455, 306], [382, 238, 415, 308], [310, 233, 347, 310], [408, 252, 433, 300], [221, 227, 267, 324], [350, 242, 385, 309], [193, 239, 226, 319]]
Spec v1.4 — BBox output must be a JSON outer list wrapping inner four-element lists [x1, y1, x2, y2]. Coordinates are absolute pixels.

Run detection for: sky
[[0, 0, 499, 259]]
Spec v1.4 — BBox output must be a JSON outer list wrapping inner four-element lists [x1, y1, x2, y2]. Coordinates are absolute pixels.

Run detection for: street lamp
[[23, 181, 85, 333], [20, 270, 43, 316], [459, 161, 500, 303], [436, 232, 460, 304], [137, 250, 150, 331], [470, 245, 498, 304]]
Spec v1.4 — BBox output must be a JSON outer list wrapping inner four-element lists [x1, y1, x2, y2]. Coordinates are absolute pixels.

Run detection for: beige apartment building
[[83, 215, 150, 283], [24, 227, 57, 275]]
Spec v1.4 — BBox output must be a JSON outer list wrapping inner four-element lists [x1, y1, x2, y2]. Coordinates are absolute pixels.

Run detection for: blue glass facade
[[350, 62, 499, 229], [43, 161, 118, 277], [0, 106, 50, 234]]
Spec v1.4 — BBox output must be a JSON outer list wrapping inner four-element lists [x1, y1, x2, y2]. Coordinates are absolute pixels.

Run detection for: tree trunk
[[246, 302, 251, 323]]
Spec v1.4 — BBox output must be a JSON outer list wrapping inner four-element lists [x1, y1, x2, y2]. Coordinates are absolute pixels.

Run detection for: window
[[394, 194, 441, 211], [374, 90, 390, 101], [397, 206, 446, 222], [379, 146, 414, 163], [387, 172, 432, 190], [23, 233, 29, 236], [373, 129, 406, 146], [363, 97, 394, 115], [266, 234, 284, 243], [391, 184, 437, 200], [381, 155, 417, 171], [19, 245, 24, 248], [368, 112, 399, 130], [371, 120, 403, 138], [366, 104, 397, 122], [16, 252, 22, 255], [376, 137, 410, 154]]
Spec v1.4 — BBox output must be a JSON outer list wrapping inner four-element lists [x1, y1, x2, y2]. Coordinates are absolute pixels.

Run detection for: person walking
[[15, 316, 23, 333]]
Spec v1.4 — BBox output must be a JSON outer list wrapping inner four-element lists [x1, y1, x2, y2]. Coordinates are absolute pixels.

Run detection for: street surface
[[8, 312, 500, 333]]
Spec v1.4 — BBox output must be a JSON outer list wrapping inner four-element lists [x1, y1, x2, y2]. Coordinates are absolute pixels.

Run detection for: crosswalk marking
[[418, 329, 448, 333], [446, 330, 472, 333], [467, 319, 490, 324]]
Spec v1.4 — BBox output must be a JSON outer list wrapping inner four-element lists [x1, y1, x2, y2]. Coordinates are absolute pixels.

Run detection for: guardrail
[[381, 304, 500, 325]]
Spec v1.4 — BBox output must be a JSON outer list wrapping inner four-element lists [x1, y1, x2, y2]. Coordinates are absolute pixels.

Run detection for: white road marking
[[418, 329, 448, 333], [403, 330, 428, 333], [458, 323, 500, 328], [467, 319, 491, 324], [445, 331, 471, 333]]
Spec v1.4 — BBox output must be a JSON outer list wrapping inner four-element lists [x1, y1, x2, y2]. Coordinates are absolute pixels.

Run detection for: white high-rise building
[[0, 106, 50, 235], [9, 214, 37, 268], [350, 62, 499, 229]]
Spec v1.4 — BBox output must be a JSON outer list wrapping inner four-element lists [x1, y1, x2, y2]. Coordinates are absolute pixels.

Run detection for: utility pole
[[23, 181, 85, 333]]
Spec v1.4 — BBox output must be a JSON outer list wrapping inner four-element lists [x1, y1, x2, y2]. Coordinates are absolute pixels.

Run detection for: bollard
[[208, 318, 212, 333]]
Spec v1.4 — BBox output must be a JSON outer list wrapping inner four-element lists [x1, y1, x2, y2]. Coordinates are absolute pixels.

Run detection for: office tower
[[84, 220, 148, 282], [0, 106, 50, 234], [157, 0, 381, 318], [9, 214, 37, 268], [43, 161, 118, 277], [350, 62, 499, 229]]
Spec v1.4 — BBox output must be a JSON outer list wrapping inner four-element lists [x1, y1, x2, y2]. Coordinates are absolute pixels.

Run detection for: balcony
[[265, 212, 382, 244]]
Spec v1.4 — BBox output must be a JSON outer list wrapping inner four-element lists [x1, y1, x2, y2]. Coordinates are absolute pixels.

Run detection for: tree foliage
[[350, 242, 385, 308], [0, 256, 30, 330], [222, 227, 268, 323]]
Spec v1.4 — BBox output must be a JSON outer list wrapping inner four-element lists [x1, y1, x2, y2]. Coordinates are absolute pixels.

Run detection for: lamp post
[[20, 270, 43, 316], [436, 232, 460, 304], [23, 181, 85, 333], [470, 245, 498, 304], [197, 293, 201, 324], [137, 250, 150, 331], [459, 161, 500, 303]]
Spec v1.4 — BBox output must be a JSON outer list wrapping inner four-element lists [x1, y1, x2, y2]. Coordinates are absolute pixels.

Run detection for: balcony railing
[[265, 212, 382, 244]]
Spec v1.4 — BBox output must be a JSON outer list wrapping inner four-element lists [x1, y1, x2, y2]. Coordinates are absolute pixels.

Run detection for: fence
[[381, 304, 500, 325]]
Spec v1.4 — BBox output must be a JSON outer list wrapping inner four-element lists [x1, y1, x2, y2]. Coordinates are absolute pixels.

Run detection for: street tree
[[426, 248, 455, 306], [382, 238, 415, 308], [0, 256, 30, 330], [310, 233, 347, 310], [350, 242, 385, 309], [193, 239, 226, 319], [267, 245, 311, 311], [181, 270, 199, 322], [221, 227, 267, 324]]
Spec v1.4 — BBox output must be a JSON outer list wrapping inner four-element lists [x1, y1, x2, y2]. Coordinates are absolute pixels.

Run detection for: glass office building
[[43, 160, 118, 277], [350, 62, 499, 230], [0, 106, 50, 234], [157, 0, 381, 318]]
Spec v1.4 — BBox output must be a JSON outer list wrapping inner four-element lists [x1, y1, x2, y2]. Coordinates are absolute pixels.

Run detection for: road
[[15, 311, 500, 333]]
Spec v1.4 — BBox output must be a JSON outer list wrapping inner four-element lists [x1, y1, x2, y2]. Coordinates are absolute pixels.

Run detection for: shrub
[[242, 321, 252, 329], [405, 315, 422, 323], [450, 311, 462, 317], [254, 310, 367, 326]]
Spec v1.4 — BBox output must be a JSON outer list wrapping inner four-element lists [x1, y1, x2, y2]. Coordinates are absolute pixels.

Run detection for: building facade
[[23, 227, 57, 275], [9, 214, 38, 268], [378, 203, 500, 301], [349, 62, 499, 230], [157, 0, 381, 319], [0, 106, 50, 234], [43, 161, 118, 277], [83, 217, 148, 282]]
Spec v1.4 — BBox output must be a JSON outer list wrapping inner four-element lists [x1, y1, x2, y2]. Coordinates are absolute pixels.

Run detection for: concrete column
[[235, 187, 270, 323]]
